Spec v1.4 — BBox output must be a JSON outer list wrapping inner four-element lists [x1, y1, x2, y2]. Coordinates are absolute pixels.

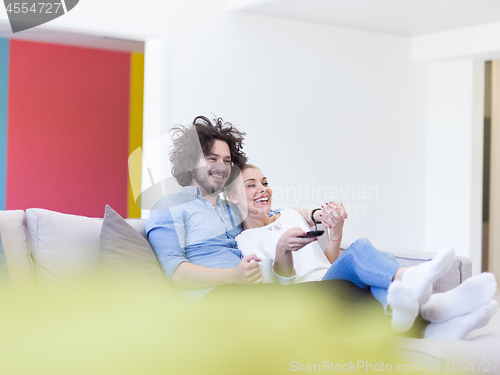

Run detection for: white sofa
[[0, 207, 499, 373]]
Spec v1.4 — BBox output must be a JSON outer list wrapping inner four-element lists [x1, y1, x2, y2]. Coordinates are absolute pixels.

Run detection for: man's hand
[[231, 254, 263, 284]]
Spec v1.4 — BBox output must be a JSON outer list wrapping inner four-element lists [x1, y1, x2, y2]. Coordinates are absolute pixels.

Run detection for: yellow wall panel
[[128, 52, 144, 218]]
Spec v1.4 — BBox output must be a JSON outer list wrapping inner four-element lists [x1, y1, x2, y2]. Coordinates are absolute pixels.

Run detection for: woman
[[226, 164, 498, 337]]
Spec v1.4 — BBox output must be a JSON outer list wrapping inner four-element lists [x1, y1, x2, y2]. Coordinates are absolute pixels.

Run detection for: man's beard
[[192, 167, 227, 194]]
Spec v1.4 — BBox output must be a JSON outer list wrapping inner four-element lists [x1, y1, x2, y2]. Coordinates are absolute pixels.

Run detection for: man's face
[[190, 140, 232, 196]]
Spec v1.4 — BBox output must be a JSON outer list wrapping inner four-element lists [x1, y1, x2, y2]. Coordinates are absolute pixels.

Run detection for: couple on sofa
[[146, 115, 497, 340]]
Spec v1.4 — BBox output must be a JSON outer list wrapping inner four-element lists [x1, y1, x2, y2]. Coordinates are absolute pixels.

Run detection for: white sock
[[421, 272, 497, 323], [424, 300, 498, 340], [401, 248, 455, 305], [387, 281, 419, 333]]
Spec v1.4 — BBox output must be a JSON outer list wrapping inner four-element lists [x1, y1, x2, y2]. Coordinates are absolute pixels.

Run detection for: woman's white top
[[235, 208, 332, 283]]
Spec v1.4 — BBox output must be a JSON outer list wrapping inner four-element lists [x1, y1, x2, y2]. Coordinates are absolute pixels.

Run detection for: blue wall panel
[[0, 38, 8, 210]]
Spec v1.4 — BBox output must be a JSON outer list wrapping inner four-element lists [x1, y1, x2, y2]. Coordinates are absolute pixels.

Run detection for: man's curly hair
[[169, 116, 247, 187]]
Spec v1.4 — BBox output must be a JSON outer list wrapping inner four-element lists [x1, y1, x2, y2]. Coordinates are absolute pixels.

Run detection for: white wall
[[425, 59, 484, 274], [162, 11, 428, 251], [0, 1, 429, 251], [411, 21, 500, 274]]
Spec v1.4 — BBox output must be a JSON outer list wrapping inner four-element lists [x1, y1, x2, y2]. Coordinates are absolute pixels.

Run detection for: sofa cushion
[[26, 209, 104, 283], [0, 210, 35, 287], [396, 330, 500, 367], [25, 208, 151, 284], [395, 298, 500, 367], [99, 205, 167, 285]]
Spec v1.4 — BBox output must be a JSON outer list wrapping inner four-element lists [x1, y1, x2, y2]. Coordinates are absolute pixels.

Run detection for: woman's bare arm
[[319, 202, 347, 263], [294, 208, 323, 227], [273, 228, 316, 277]]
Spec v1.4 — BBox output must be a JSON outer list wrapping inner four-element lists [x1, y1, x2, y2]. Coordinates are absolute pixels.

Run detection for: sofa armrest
[[337, 244, 472, 294]]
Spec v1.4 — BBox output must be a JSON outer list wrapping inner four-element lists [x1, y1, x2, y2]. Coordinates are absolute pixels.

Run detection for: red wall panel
[[6, 40, 130, 217]]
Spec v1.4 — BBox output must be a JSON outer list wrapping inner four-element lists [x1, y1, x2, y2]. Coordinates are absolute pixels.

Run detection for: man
[[146, 116, 328, 300], [147, 116, 264, 299]]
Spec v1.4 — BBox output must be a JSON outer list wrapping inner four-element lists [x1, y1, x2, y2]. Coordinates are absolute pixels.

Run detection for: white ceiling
[[2, 0, 500, 49], [0, 20, 144, 53], [234, 0, 500, 36]]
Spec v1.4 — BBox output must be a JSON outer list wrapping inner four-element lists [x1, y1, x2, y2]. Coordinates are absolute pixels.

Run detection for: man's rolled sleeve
[[146, 207, 187, 281], [147, 227, 187, 280]]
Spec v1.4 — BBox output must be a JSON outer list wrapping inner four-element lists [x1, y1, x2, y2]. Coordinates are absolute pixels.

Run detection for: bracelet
[[330, 236, 342, 242], [311, 208, 322, 226]]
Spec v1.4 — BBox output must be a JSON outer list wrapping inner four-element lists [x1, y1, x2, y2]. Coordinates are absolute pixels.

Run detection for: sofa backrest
[[0, 208, 148, 287], [0, 208, 472, 292]]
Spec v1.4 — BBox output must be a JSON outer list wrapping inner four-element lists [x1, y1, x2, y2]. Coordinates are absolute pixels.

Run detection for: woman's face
[[240, 167, 273, 218]]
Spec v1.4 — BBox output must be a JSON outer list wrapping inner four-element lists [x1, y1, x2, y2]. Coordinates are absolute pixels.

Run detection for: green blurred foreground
[[0, 280, 435, 374]]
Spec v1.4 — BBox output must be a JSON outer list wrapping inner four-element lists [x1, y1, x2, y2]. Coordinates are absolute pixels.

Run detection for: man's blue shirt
[[145, 186, 244, 282]]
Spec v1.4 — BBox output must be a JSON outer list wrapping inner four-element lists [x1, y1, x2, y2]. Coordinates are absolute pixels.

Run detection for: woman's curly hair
[[169, 116, 248, 187]]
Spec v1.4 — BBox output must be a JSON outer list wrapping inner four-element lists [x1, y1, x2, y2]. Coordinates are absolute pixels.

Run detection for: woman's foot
[[387, 281, 419, 333], [421, 272, 497, 323], [424, 300, 498, 339], [401, 248, 455, 305]]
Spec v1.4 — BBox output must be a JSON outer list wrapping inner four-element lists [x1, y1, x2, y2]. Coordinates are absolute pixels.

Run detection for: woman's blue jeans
[[321, 238, 401, 309]]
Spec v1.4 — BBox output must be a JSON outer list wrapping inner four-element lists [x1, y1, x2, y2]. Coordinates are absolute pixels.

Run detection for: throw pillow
[[99, 205, 168, 286]]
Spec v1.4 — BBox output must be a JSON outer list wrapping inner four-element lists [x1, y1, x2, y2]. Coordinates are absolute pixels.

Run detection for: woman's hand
[[274, 228, 316, 278], [276, 227, 318, 254], [320, 202, 347, 242]]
